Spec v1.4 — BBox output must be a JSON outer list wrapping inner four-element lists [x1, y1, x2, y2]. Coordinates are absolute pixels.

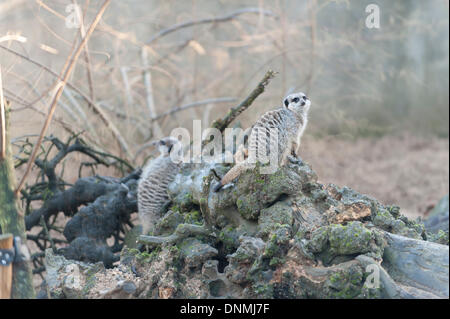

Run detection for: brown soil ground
[[301, 134, 449, 218]]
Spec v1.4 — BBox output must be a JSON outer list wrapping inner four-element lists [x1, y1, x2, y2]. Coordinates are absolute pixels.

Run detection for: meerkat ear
[[284, 99, 289, 107]]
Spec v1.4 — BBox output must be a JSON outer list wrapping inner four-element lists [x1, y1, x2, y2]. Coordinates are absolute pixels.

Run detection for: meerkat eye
[[284, 99, 289, 107], [293, 97, 299, 103], [303, 95, 307, 100]]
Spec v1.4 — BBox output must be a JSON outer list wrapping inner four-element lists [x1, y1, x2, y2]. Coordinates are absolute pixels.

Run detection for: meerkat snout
[[157, 137, 179, 156], [283, 92, 310, 114], [300, 95, 308, 106]]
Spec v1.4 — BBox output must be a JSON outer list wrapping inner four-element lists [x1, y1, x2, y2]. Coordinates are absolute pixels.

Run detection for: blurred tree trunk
[[0, 101, 35, 299]]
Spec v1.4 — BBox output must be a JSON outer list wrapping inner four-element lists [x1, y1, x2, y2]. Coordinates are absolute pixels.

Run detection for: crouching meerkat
[[213, 92, 311, 192], [138, 137, 180, 234]]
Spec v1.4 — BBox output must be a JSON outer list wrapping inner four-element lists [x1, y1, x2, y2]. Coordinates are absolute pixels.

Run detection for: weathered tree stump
[[0, 101, 34, 298]]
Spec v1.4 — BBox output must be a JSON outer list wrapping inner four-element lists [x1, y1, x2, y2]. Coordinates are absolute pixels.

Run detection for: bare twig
[[15, 0, 111, 197], [147, 7, 277, 45], [36, 0, 66, 21], [152, 97, 237, 121], [78, 0, 95, 103], [63, 87, 100, 141], [141, 47, 163, 138], [153, 39, 192, 65], [133, 97, 238, 161], [209, 70, 277, 134], [120, 67, 133, 107], [0, 45, 131, 157], [4, 90, 78, 137]]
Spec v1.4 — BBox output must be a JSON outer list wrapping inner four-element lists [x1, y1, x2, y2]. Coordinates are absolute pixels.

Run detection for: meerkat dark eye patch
[[160, 140, 166, 145], [293, 97, 299, 103], [284, 99, 289, 107]]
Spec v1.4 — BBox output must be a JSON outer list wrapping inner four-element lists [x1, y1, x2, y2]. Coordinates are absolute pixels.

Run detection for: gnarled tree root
[[138, 224, 213, 247]]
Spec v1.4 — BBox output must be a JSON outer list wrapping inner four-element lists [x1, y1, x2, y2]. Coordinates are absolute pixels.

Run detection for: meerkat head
[[157, 137, 180, 156], [283, 92, 310, 116]]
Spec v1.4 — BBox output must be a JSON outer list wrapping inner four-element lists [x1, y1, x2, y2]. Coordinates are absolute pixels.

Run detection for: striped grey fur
[[213, 92, 310, 192], [138, 137, 179, 234]]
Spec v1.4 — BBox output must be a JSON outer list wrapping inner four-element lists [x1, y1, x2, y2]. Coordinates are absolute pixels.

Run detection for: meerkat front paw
[[288, 154, 298, 163], [288, 154, 304, 165], [222, 183, 235, 190], [212, 181, 223, 192], [212, 181, 234, 192]]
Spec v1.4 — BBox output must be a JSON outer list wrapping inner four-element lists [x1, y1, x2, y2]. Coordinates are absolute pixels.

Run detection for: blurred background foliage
[[2, 1, 448, 146]]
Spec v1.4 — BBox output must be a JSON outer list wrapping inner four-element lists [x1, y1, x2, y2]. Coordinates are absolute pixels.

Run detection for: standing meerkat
[[213, 92, 311, 192], [138, 137, 180, 235]]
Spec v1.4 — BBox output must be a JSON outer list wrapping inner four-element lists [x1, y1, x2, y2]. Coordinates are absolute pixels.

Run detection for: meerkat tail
[[212, 163, 249, 192]]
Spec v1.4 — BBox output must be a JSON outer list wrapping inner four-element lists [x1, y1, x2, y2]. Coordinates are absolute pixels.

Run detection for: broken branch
[[14, 0, 111, 197], [210, 70, 277, 133]]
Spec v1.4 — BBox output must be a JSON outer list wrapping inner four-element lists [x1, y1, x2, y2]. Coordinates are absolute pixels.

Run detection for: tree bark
[[0, 234, 13, 299], [0, 102, 35, 298]]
